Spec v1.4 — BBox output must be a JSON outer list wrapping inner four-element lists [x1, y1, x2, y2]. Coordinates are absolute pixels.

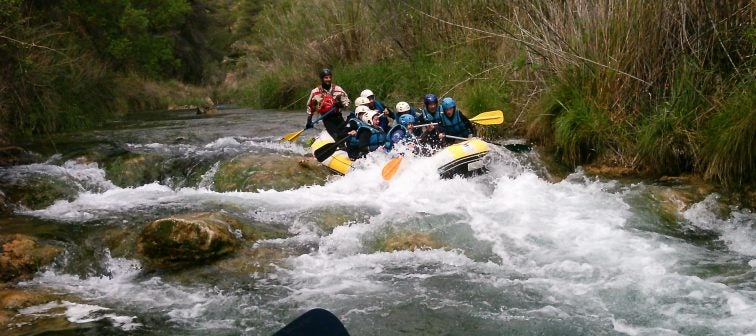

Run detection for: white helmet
[[354, 96, 370, 106], [362, 109, 379, 124], [395, 101, 411, 113], [360, 89, 374, 98], [355, 105, 371, 118]]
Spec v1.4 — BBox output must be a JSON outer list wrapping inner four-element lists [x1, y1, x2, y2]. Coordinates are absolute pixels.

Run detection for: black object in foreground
[[314, 136, 349, 162], [273, 308, 350, 336]]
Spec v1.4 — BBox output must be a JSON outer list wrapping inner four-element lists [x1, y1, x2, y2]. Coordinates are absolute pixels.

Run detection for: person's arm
[[306, 90, 316, 116], [335, 86, 350, 109]]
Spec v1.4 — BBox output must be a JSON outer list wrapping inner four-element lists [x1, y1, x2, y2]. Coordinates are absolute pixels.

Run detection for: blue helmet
[[423, 94, 438, 106], [441, 97, 456, 110], [391, 130, 406, 143], [398, 114, 415, 126]]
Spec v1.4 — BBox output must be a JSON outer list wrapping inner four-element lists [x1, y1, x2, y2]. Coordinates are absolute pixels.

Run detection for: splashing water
[[2, 109, 754, 335]]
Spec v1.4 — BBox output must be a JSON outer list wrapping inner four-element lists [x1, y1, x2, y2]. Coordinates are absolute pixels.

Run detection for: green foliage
[[67, 0, 191, 78], [637, 60, 711, 175], [700, 80, 755, 186]]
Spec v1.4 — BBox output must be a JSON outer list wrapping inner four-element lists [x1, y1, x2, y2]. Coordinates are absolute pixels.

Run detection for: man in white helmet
[[306, 68, 350, 138], [360, 89, 395, 131], [356, 109, 388, 158]]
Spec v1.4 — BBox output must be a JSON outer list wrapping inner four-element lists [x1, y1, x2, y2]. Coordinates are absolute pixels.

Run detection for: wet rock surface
[[104, 152, 166, 187], [1, 174, 79, 210], [214, 154, 330, 192], [136, 212, 288, 269], [0, 234, 62, 283]]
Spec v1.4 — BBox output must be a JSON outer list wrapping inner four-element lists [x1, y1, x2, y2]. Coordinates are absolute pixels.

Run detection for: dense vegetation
[[1, 0, 753, 187]]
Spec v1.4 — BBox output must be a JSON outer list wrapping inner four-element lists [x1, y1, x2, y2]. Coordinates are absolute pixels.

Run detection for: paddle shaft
[[310, 108, 336, 126], [443, 135, 469, 141], [414, 122, 438, 128], [314, 135, 350, 162]]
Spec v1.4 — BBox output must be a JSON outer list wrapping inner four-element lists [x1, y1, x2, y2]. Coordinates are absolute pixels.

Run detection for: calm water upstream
[[1, 109, 754, 335]]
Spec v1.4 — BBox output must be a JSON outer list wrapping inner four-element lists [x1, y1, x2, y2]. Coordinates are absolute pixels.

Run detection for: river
[[1, 108, 754, 335]]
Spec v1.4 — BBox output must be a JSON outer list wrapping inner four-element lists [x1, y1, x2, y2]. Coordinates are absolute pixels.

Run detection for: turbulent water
[[1, 109, 754, 335]]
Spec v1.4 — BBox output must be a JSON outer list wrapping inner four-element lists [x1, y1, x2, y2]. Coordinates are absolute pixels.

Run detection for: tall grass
[[700, 80, 755, 187], [225, 0, 753, 186]]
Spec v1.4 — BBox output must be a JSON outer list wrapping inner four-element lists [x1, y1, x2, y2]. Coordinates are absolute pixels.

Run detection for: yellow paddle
[[281, 109, 336, 142], [282, 129, 305, 142], [468, 110, 504, 125], [381, 156, 403, 180]]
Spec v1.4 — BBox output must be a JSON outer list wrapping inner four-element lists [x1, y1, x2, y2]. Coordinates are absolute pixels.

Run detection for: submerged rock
[[136, 212, 242, 269], [0, 234, 62, 282], [214, 154, 330, 192], [0, 288, 88, 335], [215, 246, 288, 275], [104, 152, 165, 187], [649, 177, 719, 222], [379, 232, 444, 252], [2, 174, 79, 210]]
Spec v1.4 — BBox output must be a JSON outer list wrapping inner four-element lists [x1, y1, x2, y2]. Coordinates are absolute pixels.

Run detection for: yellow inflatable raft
[[435, 138, 490, 178], [310, 130, 489, 178], [310, 130, 354, 175]]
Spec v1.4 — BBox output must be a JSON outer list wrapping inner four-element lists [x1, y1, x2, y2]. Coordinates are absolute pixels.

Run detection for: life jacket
[[317, 94, 336, 115], [358, 125, 387, 152], [421, 105, 442, 123], [345, 118, 365, 150], [439, 109, 470, 137]]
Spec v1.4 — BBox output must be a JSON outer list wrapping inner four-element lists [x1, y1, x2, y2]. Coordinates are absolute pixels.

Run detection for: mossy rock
[[0, 234, 63, 282], [377, 232, 444, 252], [104, 152, 165, 187], [136, 212, 287, 269], [214, 154, 330, 192], [136, 212, 242, 269], [2, 174, 78, 210]]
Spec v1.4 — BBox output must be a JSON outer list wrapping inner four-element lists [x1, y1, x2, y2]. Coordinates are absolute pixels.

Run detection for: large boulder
[[136, 212, 287, 269], [214, 154, 330, 192], [0, 234, 62, 282]]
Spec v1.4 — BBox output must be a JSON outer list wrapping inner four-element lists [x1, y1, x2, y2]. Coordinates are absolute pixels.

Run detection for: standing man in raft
[[305, 68, 350, 138]]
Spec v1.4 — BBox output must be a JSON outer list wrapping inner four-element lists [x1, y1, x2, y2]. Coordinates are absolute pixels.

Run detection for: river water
[[1, 109, 754, 335]]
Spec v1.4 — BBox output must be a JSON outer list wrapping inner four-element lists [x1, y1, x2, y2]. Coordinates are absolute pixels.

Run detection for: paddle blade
[[382, 156, 403, 180], [314, 143, 338, 162], [469, 110, 504, 125], [282, 129, 305, 142]]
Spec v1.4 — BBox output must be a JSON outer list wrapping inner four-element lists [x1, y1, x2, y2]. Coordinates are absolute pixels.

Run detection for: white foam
[[683, 194, 756, 257], [24, 252, 226, 328], [0, 160, 116, 192], [19, 300, 141, 331]]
